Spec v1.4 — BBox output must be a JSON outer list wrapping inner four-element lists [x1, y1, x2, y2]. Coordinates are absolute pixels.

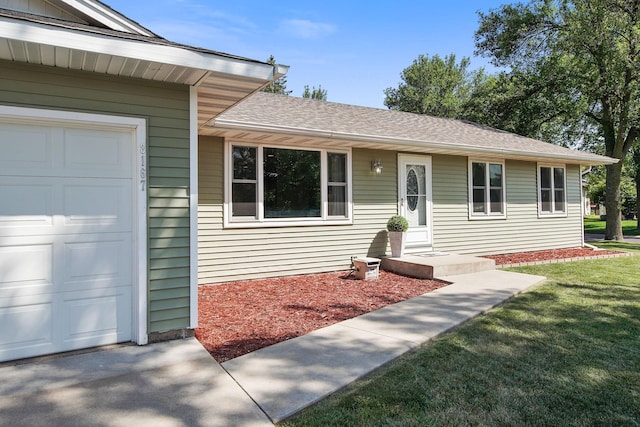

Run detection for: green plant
[[386, 215, 409, 232]]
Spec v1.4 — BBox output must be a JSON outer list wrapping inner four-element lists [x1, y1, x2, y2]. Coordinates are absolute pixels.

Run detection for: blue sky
[[106, 0, 507, 108]]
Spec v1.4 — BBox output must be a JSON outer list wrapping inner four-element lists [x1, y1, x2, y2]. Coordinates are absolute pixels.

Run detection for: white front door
[[0, 113, 140, 362], [398, 155, 433, 253]]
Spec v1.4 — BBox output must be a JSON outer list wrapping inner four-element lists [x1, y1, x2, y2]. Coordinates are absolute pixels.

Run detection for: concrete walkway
[[222, 269, 546, 423], [0, 269, 545, 426]]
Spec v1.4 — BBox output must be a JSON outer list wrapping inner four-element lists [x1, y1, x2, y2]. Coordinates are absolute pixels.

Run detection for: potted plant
[[387, 215, 409, 257]]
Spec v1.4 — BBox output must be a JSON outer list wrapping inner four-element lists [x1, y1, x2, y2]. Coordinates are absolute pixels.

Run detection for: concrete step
[[381, 253, 495, 279]]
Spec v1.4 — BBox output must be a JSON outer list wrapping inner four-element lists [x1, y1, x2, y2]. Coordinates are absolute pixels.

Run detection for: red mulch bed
[[196, 247, 627, 363], [484, 247, 625, 266], [195, 270, 445, 362]]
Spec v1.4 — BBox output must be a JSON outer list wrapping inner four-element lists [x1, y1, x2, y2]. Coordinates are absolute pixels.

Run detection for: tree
[[588, 163, 637, 220], [384, 54, 485, 119], [302, 85, 328, 101], [475, 0, 640, 240], [262, 55, 292, 95], [632, 146, 640, 227]]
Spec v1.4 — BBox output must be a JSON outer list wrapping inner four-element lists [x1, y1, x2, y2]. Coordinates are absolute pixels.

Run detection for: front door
[[398, 155, 433, 253]]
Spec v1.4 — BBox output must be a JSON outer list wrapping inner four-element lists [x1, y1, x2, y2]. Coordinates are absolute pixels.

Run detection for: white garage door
[[0, 118, 135, 362]]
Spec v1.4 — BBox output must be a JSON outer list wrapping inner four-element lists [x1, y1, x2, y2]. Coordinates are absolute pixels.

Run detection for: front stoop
[[381, 253, 495, 279]]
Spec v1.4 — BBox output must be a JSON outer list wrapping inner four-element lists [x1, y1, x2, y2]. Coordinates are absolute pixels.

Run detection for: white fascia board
[[0, 17, 277, 81], [57, 0, 156, 36], [211, 120, 617, 166]]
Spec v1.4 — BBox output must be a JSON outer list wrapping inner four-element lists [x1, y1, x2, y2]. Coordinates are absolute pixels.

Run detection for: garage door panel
[[63, 128, 132, 178], [60, 288, 132, 347], [0, 243, 53, 298], [63, 237, 132, 292], [0, 179, 54, 229], [63, 181, 131, 229], [0, 122, 54, 173], [0, 178, 131, 237], [0, 298, 54, 360]]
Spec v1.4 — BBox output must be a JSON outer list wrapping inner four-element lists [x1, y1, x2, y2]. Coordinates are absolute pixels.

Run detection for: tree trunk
[[636, 182, 640, 229], [634, 148, 640, 229], [605, 161, 624, 240]]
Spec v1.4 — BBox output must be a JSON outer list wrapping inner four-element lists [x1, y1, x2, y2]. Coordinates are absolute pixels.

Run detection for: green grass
[[584, 215, 640, 236], [282, 254, 640, 426], [591, 240, 640, 253]]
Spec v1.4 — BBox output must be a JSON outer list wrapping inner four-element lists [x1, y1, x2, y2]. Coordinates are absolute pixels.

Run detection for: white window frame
[[224, 140, 353, 228], [538, 163, 568, 217], [468, 159, 507, 220]]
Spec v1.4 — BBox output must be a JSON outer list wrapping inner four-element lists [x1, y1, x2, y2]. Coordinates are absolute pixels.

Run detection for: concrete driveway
[[0, 338, 271, 427]]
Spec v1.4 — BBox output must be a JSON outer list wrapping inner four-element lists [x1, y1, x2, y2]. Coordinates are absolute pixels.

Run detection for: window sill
[[224, 218, 354, 229], [538, 212, 568, 219], [468, 214, 507, 220]]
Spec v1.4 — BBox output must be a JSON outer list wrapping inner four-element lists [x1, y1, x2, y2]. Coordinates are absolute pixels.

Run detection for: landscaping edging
[[496, 251, 633, 268]]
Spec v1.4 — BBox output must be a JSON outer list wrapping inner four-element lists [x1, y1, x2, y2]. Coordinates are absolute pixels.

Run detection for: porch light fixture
[[371, 160, 383, 175]]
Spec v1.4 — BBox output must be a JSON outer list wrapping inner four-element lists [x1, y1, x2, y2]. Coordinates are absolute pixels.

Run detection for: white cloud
[[279, 19, 336, 39]]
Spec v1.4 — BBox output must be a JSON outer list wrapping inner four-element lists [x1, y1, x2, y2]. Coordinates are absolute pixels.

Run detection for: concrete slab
[[0, 338, 272, 427], [381, 253, 495, 279], [222, 324, 416, 423], [222, 269, 546, 423]]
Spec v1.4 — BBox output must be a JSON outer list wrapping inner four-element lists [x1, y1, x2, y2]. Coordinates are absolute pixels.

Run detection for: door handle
[[400, 198, 404, 207]]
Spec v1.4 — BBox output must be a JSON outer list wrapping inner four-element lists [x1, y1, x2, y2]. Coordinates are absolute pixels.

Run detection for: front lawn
[[584, 215, 640, 236], [282, 253, 640, 426]]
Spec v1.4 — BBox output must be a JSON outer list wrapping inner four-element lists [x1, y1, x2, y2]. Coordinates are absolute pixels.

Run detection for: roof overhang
[[0, 13, 288, 127], [48, 0, 158, 36], [205, 120, 616, 166]]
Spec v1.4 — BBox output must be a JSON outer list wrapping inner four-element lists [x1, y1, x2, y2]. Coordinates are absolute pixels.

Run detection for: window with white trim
[[469, 159, 506, 218], [226, 142, 351, 226], [538, 164, 566, 216]]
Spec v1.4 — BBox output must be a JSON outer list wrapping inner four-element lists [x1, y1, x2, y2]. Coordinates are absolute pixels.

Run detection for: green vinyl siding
[[432, 155, 583, 255], [199, 139, 585, 283], [0, 60, 191, 333], [198, 136, 397, 283]]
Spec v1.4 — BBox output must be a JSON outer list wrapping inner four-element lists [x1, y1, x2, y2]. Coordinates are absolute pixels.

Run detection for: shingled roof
[[207, 92, 614, 165]]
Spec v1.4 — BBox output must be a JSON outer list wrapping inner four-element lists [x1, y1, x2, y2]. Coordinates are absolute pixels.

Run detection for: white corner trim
[[0, 105, 149, 345], [189, 87, 199, 329]]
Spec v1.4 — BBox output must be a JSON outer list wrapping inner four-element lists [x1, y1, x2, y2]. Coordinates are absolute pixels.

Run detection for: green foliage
[[383, 54, 485, 119], [475, 0, 640, 239], [386, 215, 409, 232], [588, 162, 637, 218], [302, 85, 328, 101]]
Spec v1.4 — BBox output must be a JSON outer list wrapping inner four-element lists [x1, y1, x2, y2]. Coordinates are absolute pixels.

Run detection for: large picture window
[[226, 142, 351, 226], [469, 159, 506, 219], [538, 164, 566, 216]]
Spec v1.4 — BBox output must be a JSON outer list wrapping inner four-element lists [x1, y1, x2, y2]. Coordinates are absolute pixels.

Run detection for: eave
[[205, 121, 617, 166], [0, 14, 288, 126]]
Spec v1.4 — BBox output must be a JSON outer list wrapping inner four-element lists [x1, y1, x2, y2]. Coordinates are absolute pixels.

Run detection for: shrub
[[387, 215, 409, 232]]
